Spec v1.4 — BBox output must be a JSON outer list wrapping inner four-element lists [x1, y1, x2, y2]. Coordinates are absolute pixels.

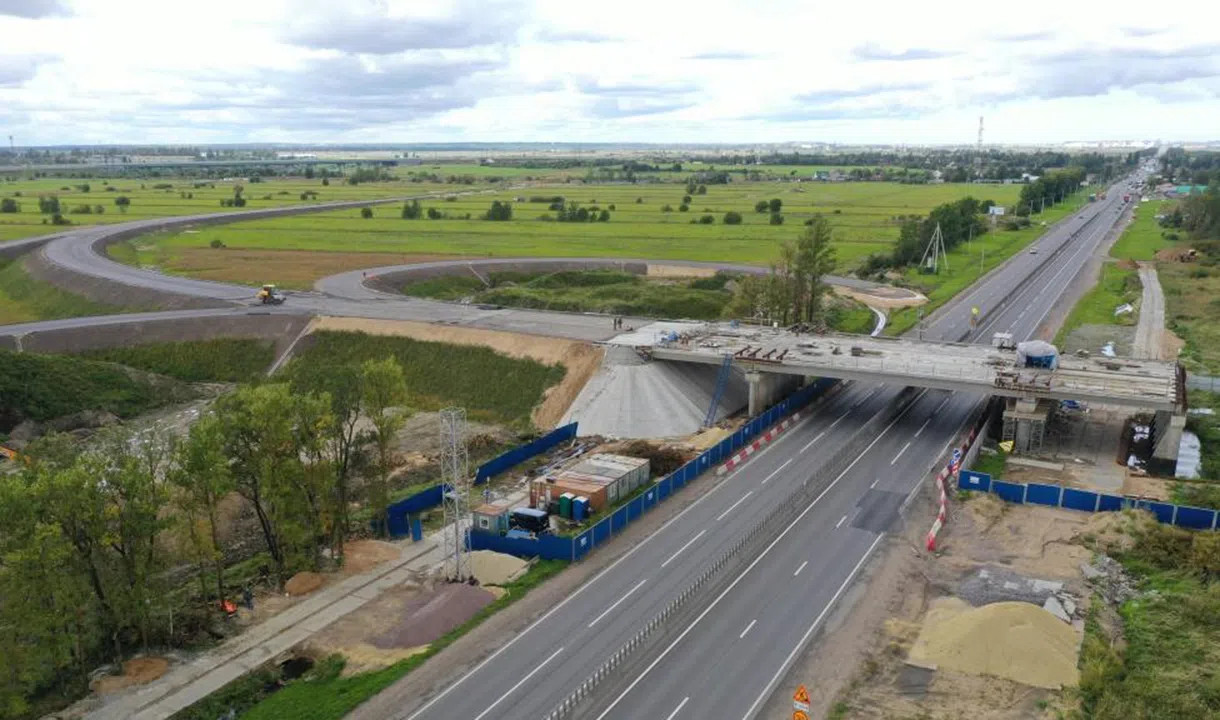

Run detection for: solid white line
[[869, 478, 878, 489], [890, 441, 912, 466], [665, 697, 690, 720], [661, 530, 707, 568], [739, 619, 757, 639], [739, 535, 886, 720], [793, 560, 808, 576], [470, 646, 564, 720], [587, 579, 648, 628], [761, 458, 792, 485], [835, 515, 847, 529], [594, 392, 925, 720], [800, 431, 825, 453], [715, 491, 754, 522], [914, 418, 931, 438]]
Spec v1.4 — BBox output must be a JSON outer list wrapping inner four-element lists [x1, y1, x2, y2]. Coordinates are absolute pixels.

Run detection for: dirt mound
[[1115, 257, 1139, 270], [469, 550, 528, 586], [964, 492, 1008, 531], [1082, 510, 1142, 553], [373, 583, 494, 649], [344, 540, 400, 573], [285, 571, 325, 596], [908, 598, 1080, 689], [92, 656, 169, 694]]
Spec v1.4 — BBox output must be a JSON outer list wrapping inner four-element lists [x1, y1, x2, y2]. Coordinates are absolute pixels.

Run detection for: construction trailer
[[531, 453, 651, 513]]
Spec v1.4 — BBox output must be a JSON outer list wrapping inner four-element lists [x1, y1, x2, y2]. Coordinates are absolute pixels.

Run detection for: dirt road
[[1133, 262, 1165, 360]]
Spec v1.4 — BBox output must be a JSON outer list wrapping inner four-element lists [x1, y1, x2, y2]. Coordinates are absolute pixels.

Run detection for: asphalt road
[[348, 177, 1139, 720]]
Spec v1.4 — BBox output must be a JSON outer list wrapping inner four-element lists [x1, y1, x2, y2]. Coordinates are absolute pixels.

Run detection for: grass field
[[117, 182, 1023, 286], [74, 338, 276, 383], [287, 330, 566, 429], [1110, 202, 1173, 261], [888, 189, 1092, 335], [0, 258, 130, 325], [0, 175, 473, 243], [1054, 262, 1140, 344]]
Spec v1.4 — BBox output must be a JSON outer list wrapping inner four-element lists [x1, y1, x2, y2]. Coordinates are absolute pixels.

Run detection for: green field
[[0, 176, 472, 243], [1111, 202, 1173, 261], [1054, 263, 1140, 344], [121, 182, 1022, 277], [74, 338, 276, 383], [0, 258, 130, 325]]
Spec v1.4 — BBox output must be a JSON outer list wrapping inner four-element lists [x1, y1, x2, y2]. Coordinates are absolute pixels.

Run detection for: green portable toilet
[[559, 492, 574, 520]]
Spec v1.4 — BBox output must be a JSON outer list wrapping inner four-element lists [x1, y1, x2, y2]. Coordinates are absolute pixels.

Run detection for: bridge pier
[[1150, 410, 1187, 476], [1000, 397, 1052, 454], [745, 371, 800, 416]]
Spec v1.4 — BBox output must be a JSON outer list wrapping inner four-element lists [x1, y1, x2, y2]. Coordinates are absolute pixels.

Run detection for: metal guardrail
[[541, 386, 921, 720]]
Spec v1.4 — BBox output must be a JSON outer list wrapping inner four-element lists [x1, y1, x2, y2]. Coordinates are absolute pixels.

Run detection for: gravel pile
[[957, 565, 1064, 607], [1081, 554, 1140, 606]]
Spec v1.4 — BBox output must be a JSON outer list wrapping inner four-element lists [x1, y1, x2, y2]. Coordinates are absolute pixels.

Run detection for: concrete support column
[[1150, 411, 1187, 475], [745, 371, 798, 416]]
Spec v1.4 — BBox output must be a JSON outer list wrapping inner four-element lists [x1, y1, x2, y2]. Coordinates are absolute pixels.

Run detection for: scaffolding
[[440, 407, 471, 582]]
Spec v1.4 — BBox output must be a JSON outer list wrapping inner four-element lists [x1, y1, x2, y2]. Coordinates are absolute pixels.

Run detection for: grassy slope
[[129, 182, 1021, 275], [1110, 201, 1172, 261], [1159, 249, 1220, 373], [0, 259, 128, 325], [288, 331, 566, 429], [887, 190, 1091, 335], [1054, 263, 1140, 345], [74, 338, 276, 383]]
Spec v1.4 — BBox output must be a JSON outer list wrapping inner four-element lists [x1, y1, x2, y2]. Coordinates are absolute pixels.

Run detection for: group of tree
[[1174, 185, 1220, 243], [754, 198, 783, 214], [550, 201, 610, 222], [723, 215, 836, 327], [1015, 167, 1086, 216], [857, 196, 992, 277], [217, 186, 246, 208], [0, 197, 18, 213], [484, 200, 513, 221], [0, 358, 410, 715]]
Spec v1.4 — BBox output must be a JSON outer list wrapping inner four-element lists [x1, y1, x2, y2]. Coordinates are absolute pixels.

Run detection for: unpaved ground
[[309, 316, 604, 429], [154, 248, 466, 289], [1062, 323, 1136, 358], [91, 657, 170, 694], [764, 483, 1099, 720], [834, 284, 927, 310]]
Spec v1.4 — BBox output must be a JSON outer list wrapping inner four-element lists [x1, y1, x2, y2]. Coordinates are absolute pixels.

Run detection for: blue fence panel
[[1026, 483, 1062, 508], [592, 516, 612, 546], [1062, 488, 1100, 513], [656, 475, 672, 502], [1098, 494, 1124, 512], [959, 470, 991, 492], [641, 485, 657, 513], [538, 534, 575, 561], [468, 531, 542, 559], [1136, 500, 1176, 525], [385, 484, 447, 537], [611, 506, 630, 533], [573, 529, 594, 560], [993, 480, 1025, 504], [627, 494, 645, 522], [475, 422, 577, 484], [1174, 505, 1217, 530]]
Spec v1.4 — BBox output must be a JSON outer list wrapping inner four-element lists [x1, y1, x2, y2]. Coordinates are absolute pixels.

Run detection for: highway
[[0, 172, 1138, 719], [346, 177, 1139, 720]]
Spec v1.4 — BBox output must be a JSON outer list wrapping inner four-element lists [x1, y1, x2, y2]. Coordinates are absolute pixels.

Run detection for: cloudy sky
[[1, 0, 1217, 146]]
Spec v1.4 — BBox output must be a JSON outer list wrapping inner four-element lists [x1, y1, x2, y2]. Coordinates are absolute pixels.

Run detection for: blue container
[[573, 496, 589, 522]]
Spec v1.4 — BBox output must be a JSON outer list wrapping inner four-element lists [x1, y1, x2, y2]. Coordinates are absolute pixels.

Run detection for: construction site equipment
[[0, 446, 18, 462], [256, 284, 285, 305], [992, 332, 1016, 350], [704, 354, 733, 427]]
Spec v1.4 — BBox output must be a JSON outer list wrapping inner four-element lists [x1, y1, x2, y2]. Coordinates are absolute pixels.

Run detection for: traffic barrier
[[718, 412, 803, 475]]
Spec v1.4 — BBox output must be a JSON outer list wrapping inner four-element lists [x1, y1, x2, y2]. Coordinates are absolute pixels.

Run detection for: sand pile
[[344, 539, 401, 573], [285, 571, 325, 596], [908, 598, 1080, 689], [469, 550, 528, 586]]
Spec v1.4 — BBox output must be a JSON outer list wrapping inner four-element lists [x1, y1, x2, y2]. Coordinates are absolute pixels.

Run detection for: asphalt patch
[[851, 489, 905, 534]]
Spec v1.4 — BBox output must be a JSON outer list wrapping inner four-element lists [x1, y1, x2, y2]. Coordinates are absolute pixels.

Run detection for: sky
[[1, 0, 1218, 146]]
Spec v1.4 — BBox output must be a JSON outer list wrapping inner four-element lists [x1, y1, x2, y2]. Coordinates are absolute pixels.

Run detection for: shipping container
[[510, 507, 549, 534], [472, 502, 512, 534]]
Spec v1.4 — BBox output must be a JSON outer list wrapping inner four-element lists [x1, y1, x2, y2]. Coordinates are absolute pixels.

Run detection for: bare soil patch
[[92, 657, 170, 694], [343, 540, 401, 574], [372, 583, 495, 649], [163, 248, 464, 289], [284, 571, 325, 596], [645, 264, 716, 278], [834, 284, 927, 310], [309, 316, 604, 428]]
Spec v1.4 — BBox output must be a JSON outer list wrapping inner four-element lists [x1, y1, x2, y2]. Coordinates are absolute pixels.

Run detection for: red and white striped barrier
[[925, 425, 981, 552], [717, 413, 802, 476]]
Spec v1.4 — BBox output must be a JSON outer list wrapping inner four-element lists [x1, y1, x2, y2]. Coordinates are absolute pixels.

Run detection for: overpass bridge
[[645, 324, 1184, 416]]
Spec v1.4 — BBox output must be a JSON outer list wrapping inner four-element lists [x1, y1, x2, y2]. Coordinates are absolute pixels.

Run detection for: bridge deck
[[647, 325, 1181, 411]]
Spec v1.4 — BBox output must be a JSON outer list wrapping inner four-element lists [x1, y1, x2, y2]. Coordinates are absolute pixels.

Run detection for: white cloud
[[0, 0, 1216, 144]]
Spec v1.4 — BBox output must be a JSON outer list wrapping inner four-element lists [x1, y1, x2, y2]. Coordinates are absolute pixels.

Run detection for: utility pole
[[440, 407, 471, 582]]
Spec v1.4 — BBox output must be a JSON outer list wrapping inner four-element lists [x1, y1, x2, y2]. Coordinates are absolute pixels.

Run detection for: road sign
[[952, 448, 962, 464], [793, 684, 811, 712], [960, 469, 992, 491]]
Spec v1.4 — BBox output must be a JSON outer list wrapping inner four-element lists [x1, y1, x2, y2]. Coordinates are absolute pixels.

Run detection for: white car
[[1029, 246, 1039, 254]]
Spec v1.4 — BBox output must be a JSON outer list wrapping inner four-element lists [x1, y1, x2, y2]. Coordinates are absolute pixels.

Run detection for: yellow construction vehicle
[[256, 284, 285, 305]]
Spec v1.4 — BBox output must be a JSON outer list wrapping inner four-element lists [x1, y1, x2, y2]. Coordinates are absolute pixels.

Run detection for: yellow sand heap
[[469, 550, 529, 586], [908, 598, 1080, 689]]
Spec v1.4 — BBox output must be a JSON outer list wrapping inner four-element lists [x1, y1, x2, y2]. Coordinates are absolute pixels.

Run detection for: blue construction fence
[[959, 469, 1220, 531], [470, 377, 840, 561], [476, 422, 578, 484]]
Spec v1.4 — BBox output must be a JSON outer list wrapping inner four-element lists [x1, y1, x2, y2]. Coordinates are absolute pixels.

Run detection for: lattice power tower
[[439, 407, 472, 582]]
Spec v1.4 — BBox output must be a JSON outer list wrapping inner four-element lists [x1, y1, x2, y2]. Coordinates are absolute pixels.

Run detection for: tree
[[723, 211, 743, 225], [171, 415, 234, 610], [769, 212, 784, 225], [698, 214, 715, 224], [754, 200, 769, 213], [682, 194, 692, 205], [679, 203, 689, 212], [484, 200, 513, 221], [796, 215, 837, 324], [38, 195, 60, 214], [401, 200, 422, 219], [696, 184, 707, 195], [0, 198, 17, 213], [597, 209, 610, 222], [361, 207, 374, 219], [661, 204, 673, 213], [769, 198, 783, 213], [114, 196, 130, 213], [360, 358, 409, 536], [427, 207, 443, 219]]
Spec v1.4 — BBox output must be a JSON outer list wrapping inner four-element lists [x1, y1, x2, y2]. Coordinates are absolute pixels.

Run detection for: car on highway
[[1029, 246, 1039, 254]]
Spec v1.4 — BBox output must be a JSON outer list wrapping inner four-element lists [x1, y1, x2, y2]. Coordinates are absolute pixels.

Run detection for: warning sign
[[793, 684, 811, 712]]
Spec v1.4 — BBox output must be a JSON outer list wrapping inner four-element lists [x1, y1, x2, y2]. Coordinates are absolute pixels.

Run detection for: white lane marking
[[587, 579, 648, 629], [835, 515, 847, 529], [914, 418, 931, 438], [739, 619, 757, 639], [661, 530, 707, 568], [869, 478, 878, 489], [471, 646, 564, 720], [890, 441, 912, 466], [595, 392, 925, 720], [761, 458, 792, 485], [715, 491, 754, 522], [934, 396, 950, 413], [793, 560, 808, 577], [739, 535, 886, 720], [665, 697, 690, 720], [800, 431, 825, 454]]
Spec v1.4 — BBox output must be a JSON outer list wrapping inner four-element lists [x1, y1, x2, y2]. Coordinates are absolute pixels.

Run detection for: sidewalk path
[[1133, 262, 1165, 360], [86, 540, 441, 720]]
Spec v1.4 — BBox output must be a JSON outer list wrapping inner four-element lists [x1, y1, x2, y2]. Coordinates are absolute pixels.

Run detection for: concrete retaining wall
[[22, 250, 227, 311], [14, 312, 311, 357], [0, 235, 58, 262]]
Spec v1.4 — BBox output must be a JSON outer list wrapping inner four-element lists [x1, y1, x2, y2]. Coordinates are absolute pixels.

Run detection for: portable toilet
[[559, 492, 575, 520], [572, 496, 589, 522]]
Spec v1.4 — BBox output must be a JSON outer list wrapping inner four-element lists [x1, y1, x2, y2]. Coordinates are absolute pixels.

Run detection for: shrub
[[769, 198, 783, 213], [401, 200, 422, 219], [50, 213, 70, 225], [0, 198, 19, 213], [210, 239, 225, 249], [754, 200, 768, 213], [597, 210, 610, 222], [769, 212, 784, 225], [38, 195, 60, 214], [661, 204, 673, 213], [426, 208, 443, 220], [484, 201, 513, 221], [723, 211, 743, 225], [679, 203, 689, 212], [361, 207, 374, 219], [698, 214, 715, 224]]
